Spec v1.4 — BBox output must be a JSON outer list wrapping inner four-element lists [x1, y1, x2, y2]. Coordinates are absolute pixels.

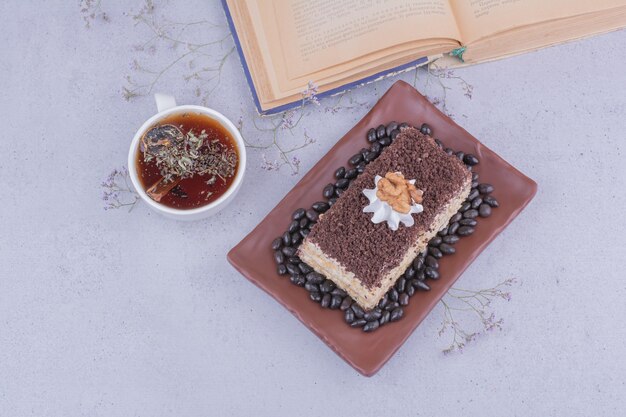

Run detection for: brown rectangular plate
[[228, 81, 537, 376]]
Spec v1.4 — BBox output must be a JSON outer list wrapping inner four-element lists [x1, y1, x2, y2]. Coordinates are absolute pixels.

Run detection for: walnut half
[[376, 172, 423, 214]]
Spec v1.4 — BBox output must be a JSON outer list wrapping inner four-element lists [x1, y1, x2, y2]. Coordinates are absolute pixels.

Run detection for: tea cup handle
[[154, 93, 177, 113]]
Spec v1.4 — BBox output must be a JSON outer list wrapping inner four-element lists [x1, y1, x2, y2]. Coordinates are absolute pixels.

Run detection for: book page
[[452, 0, 626, 44], [264, 0, 460, 79]]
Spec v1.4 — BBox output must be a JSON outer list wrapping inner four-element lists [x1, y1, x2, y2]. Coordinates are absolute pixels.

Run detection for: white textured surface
[[1, 1, 625, 416]]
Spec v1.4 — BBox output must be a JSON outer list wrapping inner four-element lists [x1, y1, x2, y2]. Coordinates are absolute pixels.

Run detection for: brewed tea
[[136, 112, 239, 210]]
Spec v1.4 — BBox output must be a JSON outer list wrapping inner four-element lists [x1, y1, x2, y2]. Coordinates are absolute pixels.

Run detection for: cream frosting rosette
[[362, 174, 423, 231]]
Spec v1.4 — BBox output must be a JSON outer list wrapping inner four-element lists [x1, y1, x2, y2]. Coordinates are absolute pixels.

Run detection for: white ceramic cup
[[128, 94, 246, 220]]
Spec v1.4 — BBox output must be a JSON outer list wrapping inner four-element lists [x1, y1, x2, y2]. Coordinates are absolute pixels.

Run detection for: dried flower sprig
[[101, 167, 139, 212], [80, 0, 109, 28], [301, 81, 320, 106], [439, 277, 517, 354], [122, 0, 234, 104], [407, 62, 475, 119], [325, 90, 369, 115], [240, 83, 321, 174]]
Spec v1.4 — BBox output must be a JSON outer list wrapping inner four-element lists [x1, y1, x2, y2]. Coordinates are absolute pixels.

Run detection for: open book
[[223, 0, 626, 114]]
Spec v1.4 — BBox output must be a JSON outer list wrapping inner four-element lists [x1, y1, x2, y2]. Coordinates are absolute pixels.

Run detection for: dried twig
[[101, 167, 139, 212], [80, 0, 109, 28], [439, 278, 517, 354]]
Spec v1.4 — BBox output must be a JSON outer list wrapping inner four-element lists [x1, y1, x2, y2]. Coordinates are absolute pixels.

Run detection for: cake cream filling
[[299, 179, 471, 311]]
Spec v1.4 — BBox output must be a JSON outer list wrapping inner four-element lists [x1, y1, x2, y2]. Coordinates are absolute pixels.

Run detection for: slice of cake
[[298, 127, 471, 310]]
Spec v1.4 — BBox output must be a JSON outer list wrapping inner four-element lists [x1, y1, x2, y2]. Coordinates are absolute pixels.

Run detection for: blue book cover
[[221, 0, 432, 116]]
